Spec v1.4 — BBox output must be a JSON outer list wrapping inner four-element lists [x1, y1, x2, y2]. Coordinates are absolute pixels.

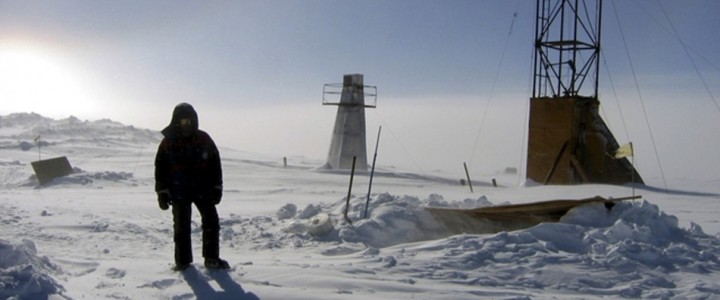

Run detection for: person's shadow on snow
[[182, 267, 260, 300]]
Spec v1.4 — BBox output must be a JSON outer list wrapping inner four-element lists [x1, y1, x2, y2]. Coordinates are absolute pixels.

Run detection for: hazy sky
[[1, 0, 719, 185]]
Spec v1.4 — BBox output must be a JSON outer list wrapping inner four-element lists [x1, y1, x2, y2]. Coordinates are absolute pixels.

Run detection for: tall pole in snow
[[364, 126, 382, 219], [463, 162, 474, 193], [630, 142, 636, 197], [35, 135, 41, 161], [344, 156, 357, 225]]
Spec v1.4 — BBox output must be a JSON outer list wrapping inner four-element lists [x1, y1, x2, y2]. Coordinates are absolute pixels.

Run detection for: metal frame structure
[[532, 0, 602, 98], [323, 83, 377, 108]]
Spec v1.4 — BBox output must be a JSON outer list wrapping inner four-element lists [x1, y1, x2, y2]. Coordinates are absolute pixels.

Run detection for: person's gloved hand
[[211, 185, 223, 205], [157, 190, 172, 210]]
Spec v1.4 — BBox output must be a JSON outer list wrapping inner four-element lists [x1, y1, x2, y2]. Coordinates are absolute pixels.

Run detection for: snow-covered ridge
[[0, 113, 161, 149], [0, 113, 160, 188]]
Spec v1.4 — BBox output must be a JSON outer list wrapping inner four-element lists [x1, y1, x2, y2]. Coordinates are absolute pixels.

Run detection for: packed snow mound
[[19, 167, 138, 188], [0, 239, 65, 299], [1, 164, 138, 189], [203, 186, 720, 298], [336, 193, 453, 248], [234, 193, 720, 298], [265, 192, 720, 257]]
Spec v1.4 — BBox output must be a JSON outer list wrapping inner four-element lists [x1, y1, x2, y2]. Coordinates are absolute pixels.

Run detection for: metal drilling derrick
[[533, 0, 602, 98], [526, 0, 642, 185]]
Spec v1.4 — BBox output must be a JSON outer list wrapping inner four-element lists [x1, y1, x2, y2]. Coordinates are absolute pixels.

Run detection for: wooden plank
[[425, 195, 641, 234], [31, 156, 74, 185], [543, 140, 569, 185], [570, 155, 589, 183]]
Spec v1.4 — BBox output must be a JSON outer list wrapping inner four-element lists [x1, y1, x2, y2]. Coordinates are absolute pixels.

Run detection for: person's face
[[179, 118, 193, 137]]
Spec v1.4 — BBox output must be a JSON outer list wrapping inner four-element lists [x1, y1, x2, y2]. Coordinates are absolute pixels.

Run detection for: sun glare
[[0, 48, 97, 118]]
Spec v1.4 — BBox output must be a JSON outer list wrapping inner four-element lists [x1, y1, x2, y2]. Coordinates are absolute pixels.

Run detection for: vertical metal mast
[[532, 0, 602, 99]]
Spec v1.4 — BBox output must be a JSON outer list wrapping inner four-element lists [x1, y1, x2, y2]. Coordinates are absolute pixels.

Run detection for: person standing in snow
[[154, 103, 229, 271]]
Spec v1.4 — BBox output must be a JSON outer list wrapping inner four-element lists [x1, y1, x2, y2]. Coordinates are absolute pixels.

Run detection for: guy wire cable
[[610, 0, 668, 191]]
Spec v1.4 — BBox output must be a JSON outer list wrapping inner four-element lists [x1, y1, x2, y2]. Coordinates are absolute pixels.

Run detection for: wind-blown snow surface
[[1, 113, 720, 299]]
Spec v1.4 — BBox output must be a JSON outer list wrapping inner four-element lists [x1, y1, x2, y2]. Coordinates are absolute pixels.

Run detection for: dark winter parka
[[154, 103, 222, 201]]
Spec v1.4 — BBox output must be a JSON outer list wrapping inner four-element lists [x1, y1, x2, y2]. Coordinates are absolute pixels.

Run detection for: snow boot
[[173, 263, 191, 271], [204, 258, 230, 269]]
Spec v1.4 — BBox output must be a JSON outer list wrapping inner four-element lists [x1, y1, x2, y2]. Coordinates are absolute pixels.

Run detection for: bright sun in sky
[[0, 47, 97, 118]]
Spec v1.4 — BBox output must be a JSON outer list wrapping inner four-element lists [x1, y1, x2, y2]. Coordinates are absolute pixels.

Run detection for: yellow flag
[[614, 143, 633, 159]]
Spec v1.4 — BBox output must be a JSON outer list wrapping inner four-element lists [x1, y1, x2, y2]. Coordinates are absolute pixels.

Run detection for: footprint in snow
[[138, 278, 178, 290], [105, 267, 126, 279]]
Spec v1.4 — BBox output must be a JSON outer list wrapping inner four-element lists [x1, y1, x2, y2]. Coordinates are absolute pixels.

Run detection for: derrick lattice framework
[[526, 0, 642, 185], [533, 0, 601, 98]]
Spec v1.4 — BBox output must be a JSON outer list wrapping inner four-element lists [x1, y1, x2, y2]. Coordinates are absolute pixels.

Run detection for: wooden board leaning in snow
[[425, 195, 642, 234]]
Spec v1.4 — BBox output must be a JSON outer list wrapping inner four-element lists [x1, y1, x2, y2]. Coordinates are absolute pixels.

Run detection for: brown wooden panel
[[31, 156, 73, 185]]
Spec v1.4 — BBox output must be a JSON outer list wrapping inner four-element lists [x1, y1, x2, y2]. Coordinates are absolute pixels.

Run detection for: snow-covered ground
[[1, 113, 719, 299]]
